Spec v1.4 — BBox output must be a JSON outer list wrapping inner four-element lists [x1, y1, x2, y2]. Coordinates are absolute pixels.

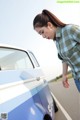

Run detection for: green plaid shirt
[[55, 24, 80, 79]]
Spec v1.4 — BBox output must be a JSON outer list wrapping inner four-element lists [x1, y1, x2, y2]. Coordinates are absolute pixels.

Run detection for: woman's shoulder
[[63, 24, 80, 31]]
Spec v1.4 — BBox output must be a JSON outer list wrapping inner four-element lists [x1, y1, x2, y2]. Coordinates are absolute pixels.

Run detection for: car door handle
[[36, 77, 40, 81]]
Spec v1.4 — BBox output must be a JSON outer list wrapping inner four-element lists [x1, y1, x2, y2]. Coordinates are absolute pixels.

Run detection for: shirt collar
[[54, 27, 62, 41]]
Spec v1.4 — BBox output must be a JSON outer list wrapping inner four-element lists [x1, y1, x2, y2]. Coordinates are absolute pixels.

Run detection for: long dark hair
[[33, 9, 66, 29]]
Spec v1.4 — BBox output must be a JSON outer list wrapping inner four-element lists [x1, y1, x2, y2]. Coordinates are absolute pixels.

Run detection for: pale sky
[[0, 0, 80, 79]]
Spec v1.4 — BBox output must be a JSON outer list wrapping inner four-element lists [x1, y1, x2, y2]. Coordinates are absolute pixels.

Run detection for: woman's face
[[35, 22, 57, 40]]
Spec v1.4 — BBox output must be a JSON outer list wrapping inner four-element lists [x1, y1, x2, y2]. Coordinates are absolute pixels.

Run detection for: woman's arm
[[58, 54, 69, 88], [62, 62, 69, 88]]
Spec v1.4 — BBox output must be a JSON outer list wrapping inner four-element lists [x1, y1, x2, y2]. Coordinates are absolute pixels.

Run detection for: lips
[[47, 37, 50, 39]]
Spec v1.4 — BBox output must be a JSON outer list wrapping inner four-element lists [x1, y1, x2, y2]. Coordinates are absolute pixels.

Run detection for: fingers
[[62, 79, 69, 88]]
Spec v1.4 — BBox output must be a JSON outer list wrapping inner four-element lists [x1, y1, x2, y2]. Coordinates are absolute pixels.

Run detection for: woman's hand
[[62, 75, 69, 88]]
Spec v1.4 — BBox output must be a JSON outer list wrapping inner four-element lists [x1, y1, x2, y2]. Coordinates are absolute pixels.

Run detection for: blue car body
[[0, 46, 55, 120]]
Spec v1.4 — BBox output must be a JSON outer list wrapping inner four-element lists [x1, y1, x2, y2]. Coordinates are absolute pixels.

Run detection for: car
[[0, 45, 57, 120]]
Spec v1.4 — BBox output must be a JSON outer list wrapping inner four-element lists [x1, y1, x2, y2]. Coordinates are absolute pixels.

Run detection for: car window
[[0, 48, 33, 70]]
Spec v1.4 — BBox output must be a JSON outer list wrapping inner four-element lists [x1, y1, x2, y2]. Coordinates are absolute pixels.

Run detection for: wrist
[[62, 74, 67, 77]]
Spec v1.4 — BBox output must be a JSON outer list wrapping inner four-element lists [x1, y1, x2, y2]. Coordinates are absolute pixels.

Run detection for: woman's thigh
[[74, 79, 80, 92]]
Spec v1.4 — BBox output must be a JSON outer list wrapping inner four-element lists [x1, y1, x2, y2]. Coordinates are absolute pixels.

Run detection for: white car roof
[[0, 43, 29, 52]]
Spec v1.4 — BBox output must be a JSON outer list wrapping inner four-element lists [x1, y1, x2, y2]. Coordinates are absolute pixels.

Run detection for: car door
[[28, 51, 55, 120]]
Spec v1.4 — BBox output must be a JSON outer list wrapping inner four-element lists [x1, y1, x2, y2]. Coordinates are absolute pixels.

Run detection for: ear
[[47, 22, 53, 27]]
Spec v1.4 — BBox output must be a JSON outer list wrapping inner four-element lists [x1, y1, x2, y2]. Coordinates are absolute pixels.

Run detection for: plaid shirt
[[55, 24, 80, 79]]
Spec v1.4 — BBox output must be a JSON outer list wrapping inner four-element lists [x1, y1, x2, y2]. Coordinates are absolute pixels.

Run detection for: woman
[[33, 9, 80, 92]]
